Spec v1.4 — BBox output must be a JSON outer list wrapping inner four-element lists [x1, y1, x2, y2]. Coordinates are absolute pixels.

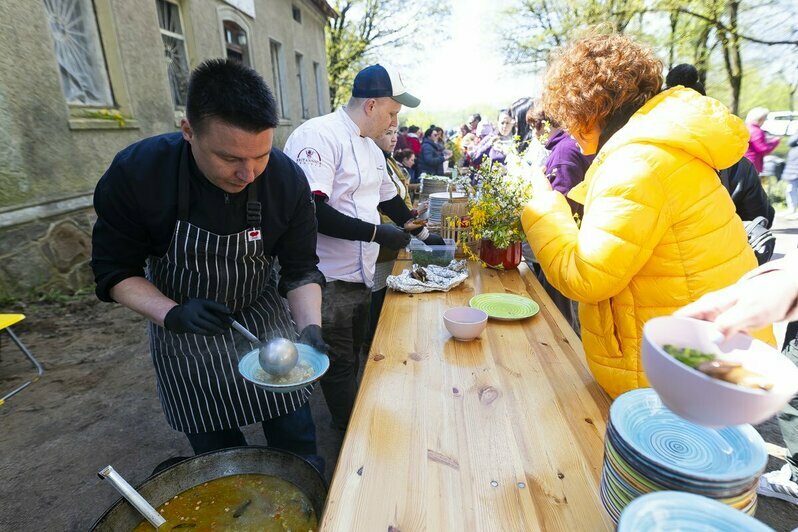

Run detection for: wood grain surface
[[321, 261, 613, 531]]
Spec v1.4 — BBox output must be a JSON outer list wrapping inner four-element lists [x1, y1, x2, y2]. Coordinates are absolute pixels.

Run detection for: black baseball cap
[[352, 64, 420, 108]]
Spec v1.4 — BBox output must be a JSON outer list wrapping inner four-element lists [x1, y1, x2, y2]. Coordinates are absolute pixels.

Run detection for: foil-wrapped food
[[387, 260, 469, 293]]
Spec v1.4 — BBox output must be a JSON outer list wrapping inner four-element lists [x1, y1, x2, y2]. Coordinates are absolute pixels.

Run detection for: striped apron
[[146, 145, 311, 434]]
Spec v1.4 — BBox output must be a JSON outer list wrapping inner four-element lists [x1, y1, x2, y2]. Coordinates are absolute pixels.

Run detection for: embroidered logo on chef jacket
[[247, 229, 262, 242], [296, 147, 323, 168]]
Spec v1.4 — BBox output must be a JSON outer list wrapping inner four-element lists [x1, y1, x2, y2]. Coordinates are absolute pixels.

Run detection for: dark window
[[223, 20, 249, 66], [292, 5, 301, 23]]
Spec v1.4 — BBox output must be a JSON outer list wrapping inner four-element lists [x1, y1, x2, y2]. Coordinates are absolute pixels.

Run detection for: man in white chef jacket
[[285, 64, 443, 430]]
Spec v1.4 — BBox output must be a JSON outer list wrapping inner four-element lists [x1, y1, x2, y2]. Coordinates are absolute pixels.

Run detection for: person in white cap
[[284, 64, 444, 430]]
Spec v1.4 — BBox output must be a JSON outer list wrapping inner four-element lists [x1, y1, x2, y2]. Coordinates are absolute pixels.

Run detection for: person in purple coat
[[537, 116, 595, 334], [544, 127, 596, 217]]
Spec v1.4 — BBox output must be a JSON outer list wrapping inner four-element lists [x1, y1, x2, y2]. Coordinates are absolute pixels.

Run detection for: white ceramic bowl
[[443, 307, 488, 341], [642, 316, 798, 428]]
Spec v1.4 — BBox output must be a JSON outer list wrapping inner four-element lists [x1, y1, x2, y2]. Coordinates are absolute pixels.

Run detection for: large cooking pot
[[90, 446, 326, 530]]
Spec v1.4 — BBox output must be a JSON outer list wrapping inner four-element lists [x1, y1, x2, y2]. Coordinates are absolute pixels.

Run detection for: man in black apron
[[91, 59, 327, 466]]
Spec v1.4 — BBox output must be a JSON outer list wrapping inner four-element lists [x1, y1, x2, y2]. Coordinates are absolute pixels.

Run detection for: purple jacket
[[544, 130, 595, 214]]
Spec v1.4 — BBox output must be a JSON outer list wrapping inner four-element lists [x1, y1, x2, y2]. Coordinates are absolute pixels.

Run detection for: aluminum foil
[[386, 260, 469, 293]]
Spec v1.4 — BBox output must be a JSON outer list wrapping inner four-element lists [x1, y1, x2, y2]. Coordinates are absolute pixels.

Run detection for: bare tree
[[326, 0, 450, 109]]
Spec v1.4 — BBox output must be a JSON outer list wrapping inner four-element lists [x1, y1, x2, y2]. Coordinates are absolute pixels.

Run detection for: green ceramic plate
[[469, 293, 540, 321]]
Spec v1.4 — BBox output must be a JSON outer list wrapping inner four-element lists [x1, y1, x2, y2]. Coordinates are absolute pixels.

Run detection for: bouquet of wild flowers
[[462, 143, 540, 252]]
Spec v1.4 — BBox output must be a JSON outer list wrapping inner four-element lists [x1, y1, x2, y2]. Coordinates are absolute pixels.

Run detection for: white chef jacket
[[284, 107, 397, 287]]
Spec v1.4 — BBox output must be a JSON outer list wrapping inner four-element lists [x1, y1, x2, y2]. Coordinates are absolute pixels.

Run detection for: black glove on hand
[[297, 324, 329, 354], [423, 233, 446, 246], [163, 298, 233, 336], [373, 223, 411, 250]]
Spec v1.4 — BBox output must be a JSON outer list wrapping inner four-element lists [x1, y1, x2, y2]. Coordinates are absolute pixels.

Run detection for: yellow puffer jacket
[[522, 87, 774, 398]]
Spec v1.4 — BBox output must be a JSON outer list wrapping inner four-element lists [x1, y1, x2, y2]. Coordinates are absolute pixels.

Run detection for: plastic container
[[408, 238, 456, 267]]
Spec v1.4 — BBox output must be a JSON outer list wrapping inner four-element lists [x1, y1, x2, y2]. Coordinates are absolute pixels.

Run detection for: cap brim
[[392, 92, 420, 108]]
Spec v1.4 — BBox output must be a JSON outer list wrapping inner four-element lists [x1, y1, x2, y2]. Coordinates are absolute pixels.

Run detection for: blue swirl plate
[[618, 492, 773, 531], [609, 389, 766, 483], [238, 343, 329, 393]]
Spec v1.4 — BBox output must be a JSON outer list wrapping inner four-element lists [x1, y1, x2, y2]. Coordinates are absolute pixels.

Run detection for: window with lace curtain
[[156, 0, 190, 109], [43, 0, 113, 106]]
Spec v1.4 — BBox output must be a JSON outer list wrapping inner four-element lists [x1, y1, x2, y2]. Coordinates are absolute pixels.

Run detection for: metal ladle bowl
[[231, 321, 299, 376]]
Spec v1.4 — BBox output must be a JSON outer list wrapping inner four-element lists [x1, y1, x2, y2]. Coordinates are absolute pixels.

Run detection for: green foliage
[[325, 0, 450, 110], [34, 286, 93, 304], [83, 108, 127, 127]]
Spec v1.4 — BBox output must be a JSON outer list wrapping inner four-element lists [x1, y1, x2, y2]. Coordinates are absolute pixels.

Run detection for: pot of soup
[[90, 446, 326, 531]]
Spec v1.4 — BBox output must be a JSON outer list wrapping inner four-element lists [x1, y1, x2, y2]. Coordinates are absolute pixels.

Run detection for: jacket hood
[[602, 87, 748, 171], [545, 129, 569, 151]]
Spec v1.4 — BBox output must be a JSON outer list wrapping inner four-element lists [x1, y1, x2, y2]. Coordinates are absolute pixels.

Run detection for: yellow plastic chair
[[0, 314, 44, 406]]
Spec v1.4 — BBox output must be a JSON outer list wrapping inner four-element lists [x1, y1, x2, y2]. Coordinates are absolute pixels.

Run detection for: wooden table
[[320, 262, 613, 531]]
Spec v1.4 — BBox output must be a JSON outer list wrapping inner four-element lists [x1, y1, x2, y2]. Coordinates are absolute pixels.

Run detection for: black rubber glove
[[373, 223, 411, 250], [423, 233, 446, 246], [163, 298, 233, 336], [297, 324, 329, 354]]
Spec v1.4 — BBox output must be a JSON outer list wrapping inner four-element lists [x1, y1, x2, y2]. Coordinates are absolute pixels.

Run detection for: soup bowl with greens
[[642, 316, 798, 428]]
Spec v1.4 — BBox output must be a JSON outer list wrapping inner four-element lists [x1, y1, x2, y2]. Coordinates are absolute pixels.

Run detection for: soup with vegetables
[[663, 344, 774, 391], [132, 474, 317, 531]]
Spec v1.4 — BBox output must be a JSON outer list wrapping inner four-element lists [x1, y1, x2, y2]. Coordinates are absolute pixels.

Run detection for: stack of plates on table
[[427, 192, 466, 225], [618, 492, 773, 531], [420, 176, 449, 196], [600, 388, 767, 524]]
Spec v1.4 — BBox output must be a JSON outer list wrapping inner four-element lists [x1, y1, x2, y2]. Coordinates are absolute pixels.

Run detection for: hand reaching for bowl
[[675, 260, 798, 337]]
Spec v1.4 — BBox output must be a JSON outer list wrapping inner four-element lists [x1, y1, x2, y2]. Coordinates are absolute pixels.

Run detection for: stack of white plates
[[427, 192, 466, 225]]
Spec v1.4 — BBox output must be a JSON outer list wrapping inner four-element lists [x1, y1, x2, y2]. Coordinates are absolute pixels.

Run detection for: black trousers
[[319, 280, 371, 431]]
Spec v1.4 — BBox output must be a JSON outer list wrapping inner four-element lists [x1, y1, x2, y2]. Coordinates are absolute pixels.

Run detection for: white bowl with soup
[[642, 316, 798, 428]]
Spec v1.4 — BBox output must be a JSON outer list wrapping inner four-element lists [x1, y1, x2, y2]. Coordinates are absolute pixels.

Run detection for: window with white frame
[[313, 61, 325, 115], [296, 53, 309, 119], [270, 40, 288, 118], [156, 0, 190, 109], [43, 0, 114, 106]]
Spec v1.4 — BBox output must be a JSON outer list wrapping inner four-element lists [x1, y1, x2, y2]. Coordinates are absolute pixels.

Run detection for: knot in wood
[[478, 385, 499, 405]]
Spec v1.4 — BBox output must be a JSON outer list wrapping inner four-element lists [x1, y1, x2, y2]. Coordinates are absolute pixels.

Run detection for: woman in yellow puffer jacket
[[522, 34, 774, 399]]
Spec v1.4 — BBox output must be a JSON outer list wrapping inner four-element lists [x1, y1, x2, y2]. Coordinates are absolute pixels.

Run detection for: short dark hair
[[186, 58, 278, 135], [408, 125, 420, 134], [395, 148, 414, 163], [398, 126, 408, 133]]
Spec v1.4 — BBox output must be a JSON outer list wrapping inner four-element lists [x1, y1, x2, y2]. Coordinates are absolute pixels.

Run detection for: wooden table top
[[320, 261, 613, 531]]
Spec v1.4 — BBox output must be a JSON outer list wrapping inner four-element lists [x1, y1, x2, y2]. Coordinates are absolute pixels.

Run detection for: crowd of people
[[90, 33, 798, 504]]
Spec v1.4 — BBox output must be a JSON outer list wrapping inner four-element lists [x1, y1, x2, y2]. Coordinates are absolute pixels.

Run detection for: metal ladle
[[231, 320, 298, 376], [98, 465, 166, 529]]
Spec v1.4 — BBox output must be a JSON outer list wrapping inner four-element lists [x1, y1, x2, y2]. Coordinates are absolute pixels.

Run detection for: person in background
[[406, 125, 422, 157], [284, 64, 439, 431], [367, 126, 441, 345], [744, 106, 781, 173], [665, 64, 774, 227], [522, 33, 773, 399], [468, 113, 482, 134], [396, 148, 418, 184], [90, 59, 327, 468], [676, 253, 798, 505], [782, 133, 798, 219], [418, 126, 451, 175], [509, 97, 535, 151], [395, 125, 409, 153], [471, 109, 516, 167], [535, 110, 595, 333]]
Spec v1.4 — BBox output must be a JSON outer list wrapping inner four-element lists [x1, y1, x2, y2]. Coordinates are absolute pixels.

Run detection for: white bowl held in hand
[[642, 316, 798, 428], [443, 307, 488, 341]]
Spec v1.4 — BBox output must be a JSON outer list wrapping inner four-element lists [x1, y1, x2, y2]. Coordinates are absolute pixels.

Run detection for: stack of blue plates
[[618, 492, 773, 531], [600, 388, 767, 524]]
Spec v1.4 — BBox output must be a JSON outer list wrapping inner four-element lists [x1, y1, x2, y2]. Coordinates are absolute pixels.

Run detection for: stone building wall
[[0, 0, 333, 301]]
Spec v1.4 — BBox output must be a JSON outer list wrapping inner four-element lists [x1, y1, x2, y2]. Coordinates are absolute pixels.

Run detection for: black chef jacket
[[91, 132, 324, 302]]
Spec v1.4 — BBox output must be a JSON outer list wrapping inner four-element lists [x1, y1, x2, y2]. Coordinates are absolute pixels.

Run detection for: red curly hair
[[542, 33, 663, 137]]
